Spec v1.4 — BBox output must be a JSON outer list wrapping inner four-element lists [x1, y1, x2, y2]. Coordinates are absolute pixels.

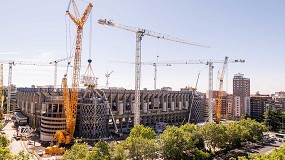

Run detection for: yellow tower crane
[[216, 56, 228, 124], [45, 0, 92, 154]]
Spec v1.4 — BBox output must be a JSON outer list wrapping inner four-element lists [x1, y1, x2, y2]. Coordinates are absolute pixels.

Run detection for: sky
[[0, 0, 285, 94]]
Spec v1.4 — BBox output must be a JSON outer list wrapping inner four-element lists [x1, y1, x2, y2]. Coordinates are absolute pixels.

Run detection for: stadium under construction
[[15, 87, 205, 142]]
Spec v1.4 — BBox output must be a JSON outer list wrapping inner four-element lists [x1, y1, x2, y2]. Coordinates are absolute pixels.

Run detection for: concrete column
[[178, 101, 182, 110], [171, 102, 175, 111], [131, 102, 135, 114], [143, 103, 147, 113], [119, 101, 124, 115], [163, 102, 167, 112]]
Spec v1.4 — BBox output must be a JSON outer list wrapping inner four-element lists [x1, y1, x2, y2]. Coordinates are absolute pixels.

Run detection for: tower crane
[[105, 70, 114, 89], [216, 56, 228, 124], [49, 56, 73, 88], [0, 60, 58, 114], [155, 58, 245, 123], [46, 0, 93, 154], [98, 19, 209, 125]]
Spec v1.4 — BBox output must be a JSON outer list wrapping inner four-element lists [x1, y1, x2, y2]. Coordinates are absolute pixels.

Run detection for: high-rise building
[[233, 73, 250, 119]]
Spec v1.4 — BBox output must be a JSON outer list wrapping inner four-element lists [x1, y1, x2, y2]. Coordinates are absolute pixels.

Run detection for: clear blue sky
[[0, 0, 284, 94]]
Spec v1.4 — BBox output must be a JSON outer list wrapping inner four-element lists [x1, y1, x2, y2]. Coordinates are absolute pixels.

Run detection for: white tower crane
[[105, 70, 114, 89], [157, 58, 245, 122], [49, 56, 73, 88], [0, 60, 65, 113], [98, 19, 209, 125]]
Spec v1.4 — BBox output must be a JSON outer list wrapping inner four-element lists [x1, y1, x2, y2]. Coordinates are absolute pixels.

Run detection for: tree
[[200, 122, 228, 151], [110, 142, 127, 160], [159, 126, 188, 160], [239, 118, 266, 142], [225, 122, 247, 148], [264, 106, 285, 132], [62, 142, 88, 160], [125, 125, 158, 160], [86, 140, 111, 160], [159, 124, 209, 160], [0, 147, 12, 160], [0, 136, 9, 147], [12, 150, 30, 160]]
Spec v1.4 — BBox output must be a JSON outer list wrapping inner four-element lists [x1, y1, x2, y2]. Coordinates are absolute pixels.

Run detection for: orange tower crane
[[46, 0, 93, 154], [216, 56, 228, 123]]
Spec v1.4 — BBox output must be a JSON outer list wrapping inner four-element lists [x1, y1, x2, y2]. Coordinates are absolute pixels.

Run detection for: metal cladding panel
[[79, 101, 107, 139]]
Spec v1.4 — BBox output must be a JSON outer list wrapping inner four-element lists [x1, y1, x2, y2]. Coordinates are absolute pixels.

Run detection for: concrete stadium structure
[[16, 87, 206, 142]]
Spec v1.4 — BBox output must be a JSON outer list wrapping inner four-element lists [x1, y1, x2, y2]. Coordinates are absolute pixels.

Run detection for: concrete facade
[[16, 88, 206, 142]]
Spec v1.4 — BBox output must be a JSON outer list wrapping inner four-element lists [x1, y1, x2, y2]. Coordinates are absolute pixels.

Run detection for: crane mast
[[105, 70, 114, 89], [207, 61, 214, 123], [99, 19, 208, 125], [216, 56, 229, 123]]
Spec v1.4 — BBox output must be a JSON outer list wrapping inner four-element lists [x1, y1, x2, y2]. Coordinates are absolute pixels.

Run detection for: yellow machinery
[[215, 56, 228, 124], [45, 0, 92, 154]]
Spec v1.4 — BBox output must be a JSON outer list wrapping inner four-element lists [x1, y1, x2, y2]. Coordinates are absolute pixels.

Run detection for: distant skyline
[[0, 0, 285, 94]]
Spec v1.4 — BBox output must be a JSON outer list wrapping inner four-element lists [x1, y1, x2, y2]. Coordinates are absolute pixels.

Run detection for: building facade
[[233, 73, 250, 119], [16, 88, 206, 142], [250, 93, 272, 122]]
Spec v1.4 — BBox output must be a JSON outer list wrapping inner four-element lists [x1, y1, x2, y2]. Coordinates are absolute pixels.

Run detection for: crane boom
[[66, 0, 92, 143], [98, 19, 210, 48], [48, 1, 93, 151], [99, 19, 209, 125], [216, 56, 229, 123]]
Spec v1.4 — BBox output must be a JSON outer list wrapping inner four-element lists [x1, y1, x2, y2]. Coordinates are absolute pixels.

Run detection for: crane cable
[[89, 9, 92, 60]]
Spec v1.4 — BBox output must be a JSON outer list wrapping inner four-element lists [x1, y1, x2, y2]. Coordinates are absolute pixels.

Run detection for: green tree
[[0, 147, 12, 160], [159, 125, 209, 160], [110, 142, 127, 160], [225, 122, 247, 148], [264, 106, 285, 132], [86, 139, 111, 160], [0, 136, 9, 147], [200, 122, 228, 151], [239, 118, 266, 142], [125, 125, 158, 160], [159, 126, 188, 160], [62, 142, 88, 160], [12, 150, 30, 160]]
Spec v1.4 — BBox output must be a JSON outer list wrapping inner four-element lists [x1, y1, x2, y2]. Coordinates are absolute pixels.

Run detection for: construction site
[[0, 0, 247, 156]]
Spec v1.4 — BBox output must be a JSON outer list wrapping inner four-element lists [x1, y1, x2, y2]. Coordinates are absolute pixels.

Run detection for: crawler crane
[[45, 0, 92, 154]]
